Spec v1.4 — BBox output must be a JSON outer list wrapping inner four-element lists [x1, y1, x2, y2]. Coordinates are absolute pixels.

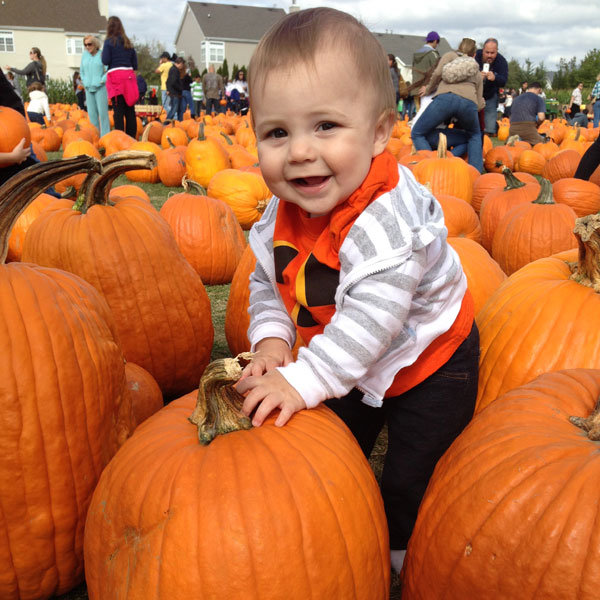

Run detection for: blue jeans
[[402, 95, 415, 119], [411, 93, 484, 172], [325, 322, 479, 549], [483, 92, 498, 135], [594, 101, 600, 128], [166, 95, 179, 121], [85, 86, 110, 136], [179, 89, 193, 120], [205, 97, 220, 115], [161, 89, 171, 118]]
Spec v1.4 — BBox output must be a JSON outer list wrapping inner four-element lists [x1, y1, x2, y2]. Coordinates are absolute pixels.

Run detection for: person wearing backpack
[[411, 38, 485, 172], [202, 64, 224, 115], [5, 47, 46, 87]]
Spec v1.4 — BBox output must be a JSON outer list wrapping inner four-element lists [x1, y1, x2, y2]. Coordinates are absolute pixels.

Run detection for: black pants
[[112, 94, 137, 139], [575, 135, 600, 180], [325, 322, 479, 550]]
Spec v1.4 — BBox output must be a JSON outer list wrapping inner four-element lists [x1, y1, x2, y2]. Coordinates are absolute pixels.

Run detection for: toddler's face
[[252, 50, 391, 216]]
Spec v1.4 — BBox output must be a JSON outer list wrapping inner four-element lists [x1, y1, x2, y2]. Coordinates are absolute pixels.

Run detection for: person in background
[[566, 105, 591, 128], [155, 51, 173, 117], [475, 38, 508, 136], [410, 31, 441, 112], [518, 81, 528, 95], [191, 74, 204, 116], [5, 70, 22, 100], [508, 80, 545, 145], [178, 61, 193, 120], [166, 56, 183, 121], [238, 7, 478, 576], [136, 73, 147, 104], [6, 47, 46, 87], [504, 87, 515, 118], [589, 74, 600, 128], [26, 81, 50, 124], [73, 71, 86, 110], [568, 82, 584, 118], [401, 80, 415, 119], [80, 35, 110, 136], [388, 53, 400, 107], [102, 15, 139, 139], [202, 64, 224, 115]]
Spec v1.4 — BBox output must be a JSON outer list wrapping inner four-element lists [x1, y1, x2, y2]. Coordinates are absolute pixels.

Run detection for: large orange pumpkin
[[159, 177, 247, 284], [436, 193, 481, 243], [0, 156, 135, 599], [185, 122, 231, 187], [552, 177, 600, 217], [476, 213, 600, 412], [402, 369, 600, 600], [84, 357, 391, 600], [0, 106, 31, 163], [21, 152, 214, 399]]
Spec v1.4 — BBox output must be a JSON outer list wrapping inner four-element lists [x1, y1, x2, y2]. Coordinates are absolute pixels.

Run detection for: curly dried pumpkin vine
[[0, 154, 101, 263], [569, 213, 600, 292], [189, 353, 255, 445]]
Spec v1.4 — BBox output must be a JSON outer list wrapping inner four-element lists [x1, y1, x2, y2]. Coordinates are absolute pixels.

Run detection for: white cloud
[[109, 0, 600, 70]]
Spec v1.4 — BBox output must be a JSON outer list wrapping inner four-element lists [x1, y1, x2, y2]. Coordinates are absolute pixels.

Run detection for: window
[[0, 31, 14, 53], [66, 38, 84, 55], [200, 41, 224, 66]]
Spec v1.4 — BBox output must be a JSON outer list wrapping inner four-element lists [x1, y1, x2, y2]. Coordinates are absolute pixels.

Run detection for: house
[[373, 32, 453, 84], [0, 0, 107, 82], [174, 2, 289, 72]]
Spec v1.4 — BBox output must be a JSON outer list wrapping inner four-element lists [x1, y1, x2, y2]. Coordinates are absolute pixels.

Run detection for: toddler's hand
[[11, 138, 31, 164], [239, 337, 293, 379], [236, 369, 306, 427]]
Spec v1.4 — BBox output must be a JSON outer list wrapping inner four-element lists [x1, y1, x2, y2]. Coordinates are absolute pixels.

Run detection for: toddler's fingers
[[251, 394, 278, 427]]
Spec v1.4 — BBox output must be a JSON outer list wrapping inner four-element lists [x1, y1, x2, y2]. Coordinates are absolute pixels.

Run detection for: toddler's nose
[[288, 135, 317, 162]]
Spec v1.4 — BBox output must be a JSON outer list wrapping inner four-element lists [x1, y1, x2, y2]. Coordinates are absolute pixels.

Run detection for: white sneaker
[[390, 549, 406, 573]]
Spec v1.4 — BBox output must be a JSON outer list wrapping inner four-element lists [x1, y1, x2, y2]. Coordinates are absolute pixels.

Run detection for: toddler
[[236, 7, 479, 574], [26, 81, 50, 125]]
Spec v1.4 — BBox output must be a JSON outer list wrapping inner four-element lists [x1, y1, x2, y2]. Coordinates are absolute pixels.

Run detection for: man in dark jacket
[[166, 57, 183, 120], [410, 31, 440, 111], [475, 38, 508, 136]]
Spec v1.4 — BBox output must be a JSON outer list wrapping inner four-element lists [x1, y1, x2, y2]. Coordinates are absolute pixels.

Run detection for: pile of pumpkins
[[3, 98, 600, 599]]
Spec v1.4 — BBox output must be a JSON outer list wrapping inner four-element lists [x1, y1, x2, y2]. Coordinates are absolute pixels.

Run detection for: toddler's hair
[[28, 81, 44, 92], [248, 7, 395, 119]]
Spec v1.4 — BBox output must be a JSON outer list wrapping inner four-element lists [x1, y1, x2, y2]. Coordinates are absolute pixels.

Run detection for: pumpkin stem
[[78, 151, 157, 211], [220, 132, 234, 145], [0, 155, 101, 263], [501, 166, 526, 190], [532, 178, 555, 205], [570, 395, 600, 440], [141, 123, 152, 143], [189, 353, 255, 445], [436, 133, 448, 158], [197, 122, 205, 141], [181, 175, 207, 195], [570, 213, 600, 291]]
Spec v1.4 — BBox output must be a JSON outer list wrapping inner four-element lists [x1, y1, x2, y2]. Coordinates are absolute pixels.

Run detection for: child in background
[[191, 74, 204, 117], [235, 7, 479, 574], [26, 81, 50, 124]]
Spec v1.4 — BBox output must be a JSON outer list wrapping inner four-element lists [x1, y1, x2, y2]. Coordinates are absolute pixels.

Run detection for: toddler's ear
[[372, 111, 395, 157]]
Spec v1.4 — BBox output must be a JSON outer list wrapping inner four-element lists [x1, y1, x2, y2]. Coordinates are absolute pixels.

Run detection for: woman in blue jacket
[[80, 36, 110, 136]]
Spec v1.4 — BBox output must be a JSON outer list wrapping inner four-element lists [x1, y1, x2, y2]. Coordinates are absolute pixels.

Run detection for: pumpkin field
[[3, 100, 600, 600]]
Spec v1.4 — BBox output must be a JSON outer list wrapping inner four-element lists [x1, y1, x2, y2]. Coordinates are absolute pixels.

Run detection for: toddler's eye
[[318, 122, 337, 131], [269, 128, 287, 138]]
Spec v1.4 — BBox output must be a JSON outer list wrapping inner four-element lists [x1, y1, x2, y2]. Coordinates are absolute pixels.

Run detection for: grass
[[42, 154, 398, 599]]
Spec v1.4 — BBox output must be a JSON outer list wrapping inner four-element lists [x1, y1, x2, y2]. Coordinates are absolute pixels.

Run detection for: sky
[[109, 0, 600, 71]]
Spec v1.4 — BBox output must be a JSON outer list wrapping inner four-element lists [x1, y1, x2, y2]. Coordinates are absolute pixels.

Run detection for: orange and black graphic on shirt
[[274, 240, 340, 330]]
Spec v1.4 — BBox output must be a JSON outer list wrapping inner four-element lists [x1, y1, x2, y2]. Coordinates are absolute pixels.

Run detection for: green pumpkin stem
[[189, 353, 255, 445], [181, 175, 207, 195], [0, 155, 100, 263], [532, 178, 555, 205], [501, 166, 526, 190], [570, 395, 600, 440], [569, 213, 600, 291]]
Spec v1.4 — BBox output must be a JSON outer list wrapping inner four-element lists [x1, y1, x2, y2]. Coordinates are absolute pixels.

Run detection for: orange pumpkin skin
[[185, 131, 231, 188], [403, 369, 600, 600], [436, 194, 481, 243], [0, 106, 31, 162], [552, 178, 600, 217], [0, 264, 134, 599], [84, 396, 391, 600], [108, 184, 150, 203], [22, 189, 214, 399], [542, 149, 581, 182], [447, 237, 506, 315], [156, 143, 187, 187], [516, 148, 546, 175], [475, 248, 600, 412], [159, 186, 247, 285], [483, 146, 514, 173], [55, 139, 102, 193], [491, 191, 577, 275], [6, 193, 55, 262], [207, 168, 271, 230], [471, 171, 537, 214], [124, 362, 163, 427], [413, 151, 473, 204]]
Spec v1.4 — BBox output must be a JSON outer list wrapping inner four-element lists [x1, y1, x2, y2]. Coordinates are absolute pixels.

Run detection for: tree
[[130, 36, 167, 86]]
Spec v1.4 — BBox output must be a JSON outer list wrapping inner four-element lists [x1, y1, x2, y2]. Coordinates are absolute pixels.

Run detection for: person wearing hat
[[475, 38, 508, 136], [410, 31, 441, 111], [155, 51, 174, 116]]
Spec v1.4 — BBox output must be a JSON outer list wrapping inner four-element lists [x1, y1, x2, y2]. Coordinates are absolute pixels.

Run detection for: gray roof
[[372, 32, 453, 66], [0, 0, 107, 32], [187, 2, 286, 41]]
